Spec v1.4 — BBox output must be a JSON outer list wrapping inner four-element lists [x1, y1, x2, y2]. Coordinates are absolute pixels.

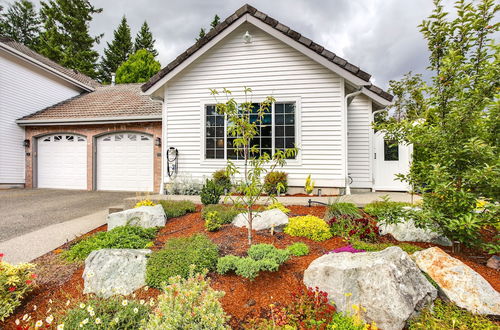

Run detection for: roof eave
[[16, 115, 162, 126]]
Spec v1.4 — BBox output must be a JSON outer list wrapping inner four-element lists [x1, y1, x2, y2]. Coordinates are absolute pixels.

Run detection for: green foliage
[[212, 169, 232, 191], [408, 299, 498, 330], [0, 0, 41, 48], [115, 49, 161, 84], [264, 171, 288, 195], [364, 198, 412, 225], [146, 234, 219, 288], [247, 244, 290, 264], [205, 211, 222, 232], [61, 298, 150, 329], [157, 199, 196, 218], [325, 200, 360, 220], [328, 312, 367, 329], [202, 204, 240, 224], [284, 216, 333, 241], [304, 174, 315, 194], [350, 240, 422, 254], [133, 21, 158, 57], [144, 267, 229, 329], [98, 16, 133, 83], [266, 201, 291, 214], [328, 217, 379, 242], [63, 226, 157, 262], [200, 179, 223, 205], [286, 242, 309, 256], [0, 259, 35, 321]]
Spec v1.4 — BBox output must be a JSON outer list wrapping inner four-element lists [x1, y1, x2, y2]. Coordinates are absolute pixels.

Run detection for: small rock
[[486, 255, 500, 271], [379, 219, 452, 246], [413, 247, 500, 315], [107, 204, 166, 231], [232, 209, 288, 231], [246, 299, 256, 307]]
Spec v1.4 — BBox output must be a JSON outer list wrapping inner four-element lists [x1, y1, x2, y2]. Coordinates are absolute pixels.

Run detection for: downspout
[[344, 88, 363, 195], [150, 95, 165, 194]]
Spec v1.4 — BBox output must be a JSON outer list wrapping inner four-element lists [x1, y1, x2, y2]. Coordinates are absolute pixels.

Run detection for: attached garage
[[96, 132, 154, 192], [37, 134, 87, 189]]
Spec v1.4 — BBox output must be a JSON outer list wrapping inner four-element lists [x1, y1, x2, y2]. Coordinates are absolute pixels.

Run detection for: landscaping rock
[[413, 247, 500, 316], [379, 219, 452, 246], [303, 246, 437, 330], [486, 255, 500, 271], [107, 205, 166, 231], [232, 209, 288, 231], [83, 249, 151, 298]]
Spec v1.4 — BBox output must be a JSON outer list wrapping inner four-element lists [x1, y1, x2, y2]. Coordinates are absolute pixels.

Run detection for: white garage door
[[96, 133, 154, 191], [37, 134, 87, 189]]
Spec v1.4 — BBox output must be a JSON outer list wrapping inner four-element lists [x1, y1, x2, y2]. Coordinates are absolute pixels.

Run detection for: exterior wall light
[[23, 139, 30, 148], [243, 31, 253, 44], [155, 137, 161, 147]]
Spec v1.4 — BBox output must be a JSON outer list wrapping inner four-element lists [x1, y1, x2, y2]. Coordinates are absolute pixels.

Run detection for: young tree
[[134, 21, 158, 57], [98, 16, 133, 83], [211, 88, 297, 245], [210, 14, 220, 29], [115, 49, 161, 84], [38, 0, 102, 78], [196, 28, 206, 41], [0, 0, 41, 48], [377, 0, 499, 246]]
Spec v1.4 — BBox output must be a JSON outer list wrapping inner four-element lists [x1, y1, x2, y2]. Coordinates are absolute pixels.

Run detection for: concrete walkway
[[0, 209, 108, 264]]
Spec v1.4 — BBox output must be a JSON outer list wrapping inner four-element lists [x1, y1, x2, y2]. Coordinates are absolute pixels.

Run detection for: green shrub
[[205, 211, 222, 232], [212, 169, 232, 192], [234, 257, 263, 280], [364, 199, 412, 225], [325, 200, 360, 220], [287, 242, 310, 256], [350, 240, 423, 254], [144, 267, 229, 329], [247, 244, 290, 264], [146, 234, 219, 288], [61, 298, 150, 329], [266, 201, 291, 214], [408, 299, 497, 330], [328, 312, 367, 329], [328, 217, 379, 242], [284, 215, 333, 241], [157, 200, 196, 218], [0, 259, 36, 321], [64, 226, 158, 262], [200, 179, 223, 205], [202, 204, 240, 224], [216, 255, 240, 274], [263, 171, 288, 195]]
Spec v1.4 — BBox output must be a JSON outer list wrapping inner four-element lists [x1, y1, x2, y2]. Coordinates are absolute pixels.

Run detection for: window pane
[[384, 140, 399, 161], [275, 103, 284, 113], [206, 127, 215, 137], [216, 116, 224, 126], [261, 138, 272, 148], [276, 114, 284, 125], [261, 125, 271, 136], [215, 127, 224, 137], [206, 138, 215, 148], [285, 103, 295, 114], [261, 149, 272, 157], [206, 105, 216, 115], [227, 148, 236, 159], [275, 138, 284, 148], [216, 149, 224, 159], [206, 149, 215, 159], [275, 126, 284, 136], [285, 126, 295, 136], [262, 114, 272, 124], [285, 138, 295, 148], [207, 116, 216, 126], [285, 114, 294, 125], [216, 138, 224, 148]]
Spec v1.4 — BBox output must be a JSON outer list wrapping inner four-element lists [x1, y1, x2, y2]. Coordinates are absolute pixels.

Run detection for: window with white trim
[[204, 102, 296, 160]]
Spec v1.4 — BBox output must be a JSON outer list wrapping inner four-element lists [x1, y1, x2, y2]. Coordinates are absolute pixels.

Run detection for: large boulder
[[413, 247, 500, 315], [107, 204, 166, 231], [83, 249, 151, 298], [304, 247, 437, 330], [232, 209, 288, 231], [379, 219, 452, 246]]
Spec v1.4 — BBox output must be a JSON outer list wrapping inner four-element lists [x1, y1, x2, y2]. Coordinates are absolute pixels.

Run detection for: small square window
[[77, 136, 85, 142], [65, 135, 74, 142], [54, 135, 62, 142], [141, 135, 150, 141], [115, 134, 123, 141], [384, 140, 399, 161], [128, 134, 137, 141]]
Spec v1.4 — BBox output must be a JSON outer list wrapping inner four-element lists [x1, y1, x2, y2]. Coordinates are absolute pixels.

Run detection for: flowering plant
[[134, 199, 156, 208], [328, 216, 379, 242], [328, 245, 366, 254], [284, 216, 333, 241]]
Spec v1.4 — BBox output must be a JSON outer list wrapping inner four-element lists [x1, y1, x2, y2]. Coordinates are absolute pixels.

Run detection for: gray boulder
[[487, 255, 500, 271], [304, 247, 437, 330], [379, 219, 452, 246], [83, 249, 151, 298], [232, 208, 288, 231], [107, 204, 166, 231], [413, 247, 500, 315]]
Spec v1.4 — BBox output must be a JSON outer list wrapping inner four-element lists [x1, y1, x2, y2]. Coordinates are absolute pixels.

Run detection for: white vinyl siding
[[347, 94, 372, 188], [164, 23, 346, 187], [0, 50, 82, 184]]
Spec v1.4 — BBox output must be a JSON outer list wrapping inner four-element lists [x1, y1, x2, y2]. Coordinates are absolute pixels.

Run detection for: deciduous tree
[[115, 49, 160, 84]]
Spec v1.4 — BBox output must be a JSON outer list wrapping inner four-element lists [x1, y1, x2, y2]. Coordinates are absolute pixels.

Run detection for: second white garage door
[[96, 133, 154, 191]]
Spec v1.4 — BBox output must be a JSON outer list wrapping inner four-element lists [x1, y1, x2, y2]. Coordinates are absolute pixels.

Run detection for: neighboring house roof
[[141, 4, 393, 103], [0, 36, 100, 91], [17, 84, 162, 126]]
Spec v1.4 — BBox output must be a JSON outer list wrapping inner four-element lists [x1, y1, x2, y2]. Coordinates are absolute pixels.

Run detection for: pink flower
[[9, 286, 16, 292]]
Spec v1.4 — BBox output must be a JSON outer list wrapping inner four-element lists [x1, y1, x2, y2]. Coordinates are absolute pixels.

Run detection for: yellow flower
[[344, 292, 352, 297], [352, 304, 360, 311]]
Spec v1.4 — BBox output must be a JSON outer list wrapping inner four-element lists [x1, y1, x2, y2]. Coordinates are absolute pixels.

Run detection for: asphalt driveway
[[0, 189, 133, 242]]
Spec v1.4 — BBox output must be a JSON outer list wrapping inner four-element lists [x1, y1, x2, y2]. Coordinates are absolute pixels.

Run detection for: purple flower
[[328, 245, 365, 254]]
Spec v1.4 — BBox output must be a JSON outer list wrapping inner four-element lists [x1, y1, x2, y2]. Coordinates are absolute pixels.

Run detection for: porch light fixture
[[23, 139, 30, 148], [243, 31, 253, 44], [155, 137, 161, 147]]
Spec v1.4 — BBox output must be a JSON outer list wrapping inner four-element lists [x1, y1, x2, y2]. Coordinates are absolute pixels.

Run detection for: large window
[[205, 102, 297, 160]]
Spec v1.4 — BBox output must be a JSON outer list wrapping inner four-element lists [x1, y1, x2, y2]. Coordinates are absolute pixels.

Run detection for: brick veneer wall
[[24, 122, 162, 192]]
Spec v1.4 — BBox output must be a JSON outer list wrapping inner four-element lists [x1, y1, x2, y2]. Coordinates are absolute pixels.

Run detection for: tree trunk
[[247, 205, 253, 245]]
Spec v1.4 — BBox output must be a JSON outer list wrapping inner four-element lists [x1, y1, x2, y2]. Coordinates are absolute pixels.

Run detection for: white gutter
[[16, 115, 162, 126], [344, 88, 363, 195], [149, 95, 166, 195]]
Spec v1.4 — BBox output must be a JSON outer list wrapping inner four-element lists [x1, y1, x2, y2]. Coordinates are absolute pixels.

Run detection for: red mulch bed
[[3, 205, 499, 329]]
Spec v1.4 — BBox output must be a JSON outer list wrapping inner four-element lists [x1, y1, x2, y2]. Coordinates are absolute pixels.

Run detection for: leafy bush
[[287, 242, 310, 256], [157, 200, 196, 218], [200, 179, 223, 205], [266, 201, 291, 214], [408, 299, 497, 330], [350, 240, 422, 254], [144, 267, 229, 329], [64, 226, 158, 262], [263, 171, 288, 195], [61, 298, 150, 329], [164, 175, 202, 195], [247, 244, 290, 264], [325, 201, 360, 220], [202, 204, 240, 224], [134, 199, 156, 208], [328, 217, 379, 242], [284, 216, 333, 241], [146, 234, 219, 288], [364, 199, 412, 225], [212, 169, 232, 192], [205, 211, 222, 232], [0, 256, 36, 321]]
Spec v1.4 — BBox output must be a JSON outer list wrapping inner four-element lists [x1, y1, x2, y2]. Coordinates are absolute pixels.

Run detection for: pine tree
[[134, 21, 158, 57], [0, 0, 41, 48], [38, 0, 102, 78], [210, 14, 220, 29], [99, 16, 133, 83], [196, 28, 206, 41]]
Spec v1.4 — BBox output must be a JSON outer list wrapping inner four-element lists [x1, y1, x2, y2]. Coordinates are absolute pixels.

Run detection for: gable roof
[[141, 4, 393, 102], [0, 36, 100, 91], [16, 84, 162, 125]]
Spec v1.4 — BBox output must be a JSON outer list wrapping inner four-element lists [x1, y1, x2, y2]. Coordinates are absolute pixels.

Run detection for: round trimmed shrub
[[287, 242, 310, 256], [263, 171, 288, 195], [212, 169, 232, 192], [284, 216, 333, 241]]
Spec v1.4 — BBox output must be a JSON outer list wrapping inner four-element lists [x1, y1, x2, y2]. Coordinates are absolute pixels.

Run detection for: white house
[[142, 4, 411, 194]]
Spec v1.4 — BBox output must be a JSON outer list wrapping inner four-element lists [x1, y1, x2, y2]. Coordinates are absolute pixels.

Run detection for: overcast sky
[[1, 0, 445, 88]]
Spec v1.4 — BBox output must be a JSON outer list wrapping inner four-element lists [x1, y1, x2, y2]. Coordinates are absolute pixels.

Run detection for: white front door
[[96, 133, 154, 192], [37, 134, 87, 189], [373, 131, 412, 191]]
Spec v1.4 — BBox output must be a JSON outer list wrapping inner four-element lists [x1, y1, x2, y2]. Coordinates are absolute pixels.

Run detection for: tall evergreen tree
[[0, 0, 41, 48], [134, 21, 158, 57], [38, 0, 102, 78], [99, 16, 133, 83]]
